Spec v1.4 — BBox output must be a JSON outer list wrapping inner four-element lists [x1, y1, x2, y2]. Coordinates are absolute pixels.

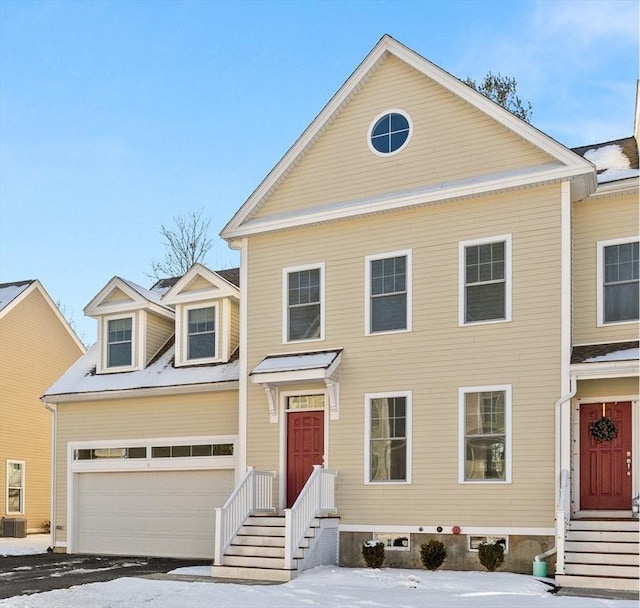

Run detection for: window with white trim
[[460, 236, 511, 325], [6, 460, 24, 514], [366, 251, 411, 334], [187, 306, 216, 360], [368, 110, 413, 156], [284, 264, 324, 342], [459, 386, 511, 483], [107, 316, 133, 367], [365, 392, 411, 483], [599, 238, 639, 324]]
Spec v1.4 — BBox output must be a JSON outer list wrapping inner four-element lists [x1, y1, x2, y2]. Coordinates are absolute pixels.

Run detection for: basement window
[[468, 535, 508, 554], [375, 533, 410, 551]]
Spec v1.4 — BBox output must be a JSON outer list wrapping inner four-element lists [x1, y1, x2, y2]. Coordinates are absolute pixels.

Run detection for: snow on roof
[[0, 280, 34, 312], [584, 347, 639, 363], [43, 342, 239, 399], [574, 137, 640, 185], [120, 278, 168, 307], [251, 350, 342, 374]]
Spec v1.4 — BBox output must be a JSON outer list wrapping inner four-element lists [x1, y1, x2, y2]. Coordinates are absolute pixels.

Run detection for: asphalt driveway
[[0, 552, 209, 599]]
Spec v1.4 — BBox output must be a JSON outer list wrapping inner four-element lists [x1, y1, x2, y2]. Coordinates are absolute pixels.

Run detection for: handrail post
[[284, 508, 293, 570]]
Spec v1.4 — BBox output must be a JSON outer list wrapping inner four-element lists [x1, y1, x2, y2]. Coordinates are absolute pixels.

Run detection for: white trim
[[364, 391, 412, 485], [238, 238, 249, 480], [340, 524, 554, 536], [161, 263, 239, 305], [98, 312, 138, 373], [282, 262, 326, 344], [458, 385, 512, 484], [175, 301, 222, 366], [571, 360, 639, 379], [364, 249, 412, 335], [6, 460, 25, 515], [596, 236, 639, 327], [367, 109, 413, 157], [458, 234, 512, 326], [223, 163, 593, 240], [279, 389, 330, 509]]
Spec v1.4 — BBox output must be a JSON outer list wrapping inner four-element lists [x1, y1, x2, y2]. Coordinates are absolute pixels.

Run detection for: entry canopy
[[250, 350, 343, 422]]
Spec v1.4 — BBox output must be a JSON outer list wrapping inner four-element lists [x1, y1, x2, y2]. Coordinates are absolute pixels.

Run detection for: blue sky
[[1, 0, 637, 344]]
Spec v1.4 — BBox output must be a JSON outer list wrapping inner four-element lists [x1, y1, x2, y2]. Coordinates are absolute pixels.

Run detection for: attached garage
[[75, 469, 234, 559]]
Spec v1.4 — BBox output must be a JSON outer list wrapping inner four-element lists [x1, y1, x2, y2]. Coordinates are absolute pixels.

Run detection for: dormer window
[[187, 306, 216, 360], [107, 317, 133, 367]]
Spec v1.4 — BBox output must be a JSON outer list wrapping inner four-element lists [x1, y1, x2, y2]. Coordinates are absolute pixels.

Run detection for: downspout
[[534, 374, 577, 567], [42, 400, 57, 551]]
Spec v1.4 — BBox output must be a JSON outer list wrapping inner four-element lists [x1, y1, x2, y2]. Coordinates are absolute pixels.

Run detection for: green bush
[[362, 540, 385, 568], [420, 540, 447, 571], [478, 541, 505, 572]]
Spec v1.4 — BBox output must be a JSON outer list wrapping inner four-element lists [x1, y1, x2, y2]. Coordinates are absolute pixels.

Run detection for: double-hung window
[[284, 264, 324, 342], [460, 235, 511, 325], [107, 317, 133, 367], [6, 461, 24, 514], [459, 386, 511, 483], [365, 251, 411, 334], [598, 238, 639, 324], [365, 392, 411, 483], [187, 306, 216, 360]]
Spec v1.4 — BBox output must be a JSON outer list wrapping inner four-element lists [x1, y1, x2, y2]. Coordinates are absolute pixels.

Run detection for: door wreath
[[589, 416, 618, 443]]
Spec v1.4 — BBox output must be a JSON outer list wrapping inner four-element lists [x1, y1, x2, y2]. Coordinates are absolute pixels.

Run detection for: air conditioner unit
[[1, 518, 27, 538]]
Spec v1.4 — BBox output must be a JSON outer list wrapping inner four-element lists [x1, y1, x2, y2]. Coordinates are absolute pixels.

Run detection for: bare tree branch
[[148, 210, 213, 280]]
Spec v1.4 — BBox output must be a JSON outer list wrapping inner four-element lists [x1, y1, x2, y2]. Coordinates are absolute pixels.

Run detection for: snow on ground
[[0, 534, 49, 557], [0, 565, 636, 608]]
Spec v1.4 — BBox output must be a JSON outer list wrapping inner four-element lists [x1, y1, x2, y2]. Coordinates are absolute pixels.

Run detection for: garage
[[75, 469, 235, 559]]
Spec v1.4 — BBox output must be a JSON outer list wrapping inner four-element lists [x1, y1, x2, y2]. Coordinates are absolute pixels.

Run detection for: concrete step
[[565, 540, 639, 554], [226, 544, 304, 559], [564, 563, 639, 578], [245, 516, 285, 527], [211, 565, 295, 583], [565, 551, 639, 566], [555, 574, 639, 592], [222, 554, 297, 570], [569, 520, 639, 532], [238, 525, 286, 537], [565, 530, 638, 543]]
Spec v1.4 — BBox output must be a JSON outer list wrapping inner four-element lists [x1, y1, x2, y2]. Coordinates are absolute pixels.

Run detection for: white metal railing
[[284, 465, 337, 570], [214, 467, 275, 564], [556, 468, 570, 574]]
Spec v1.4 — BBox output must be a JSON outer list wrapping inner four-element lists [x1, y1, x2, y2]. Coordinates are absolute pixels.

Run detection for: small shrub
[[362, 540, 385, 568], [420, 540, 447, 571], [478, 541, 505, 572]]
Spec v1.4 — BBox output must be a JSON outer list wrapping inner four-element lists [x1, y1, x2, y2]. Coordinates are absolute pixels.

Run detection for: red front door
[[286, 411, 324, 507], [580, 402, 633, 510]]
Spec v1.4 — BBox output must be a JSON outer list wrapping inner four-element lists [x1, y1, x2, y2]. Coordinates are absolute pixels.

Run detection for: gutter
[[534, 375, 577, 567], [42, 401, 57, 551]]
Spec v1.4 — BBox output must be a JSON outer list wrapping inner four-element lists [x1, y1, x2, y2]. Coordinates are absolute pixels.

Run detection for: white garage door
[[76, 469, 235, 559]]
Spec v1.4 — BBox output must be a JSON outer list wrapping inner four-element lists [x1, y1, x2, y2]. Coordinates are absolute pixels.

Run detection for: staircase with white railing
[[213, 466, 339, 582]]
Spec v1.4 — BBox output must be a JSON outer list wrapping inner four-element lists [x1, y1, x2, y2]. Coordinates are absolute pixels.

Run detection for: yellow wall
[[53, 390, 238, 543], [245, 183, 563, 528], [145, 312, 174, 363], [0, 286, 84, 530], [572, 189, 639, 344], [253, 54, 553, 219]]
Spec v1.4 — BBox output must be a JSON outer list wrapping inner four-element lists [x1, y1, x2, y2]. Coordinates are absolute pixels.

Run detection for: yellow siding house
[[0, 280, 84, 535]]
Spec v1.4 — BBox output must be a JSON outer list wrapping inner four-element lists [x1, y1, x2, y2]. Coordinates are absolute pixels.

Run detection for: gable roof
[[0, 280, 35, 313], [0, 279, 85, 352], [572, 136, 639, 185], [84, 276, 174, 319], [161, 263, 240, 306], [221, 35, 596, 241]]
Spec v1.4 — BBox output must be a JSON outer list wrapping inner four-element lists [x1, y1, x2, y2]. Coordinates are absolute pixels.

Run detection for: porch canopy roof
[[571, 341, 639, 379], [250, 349, 343, 421]]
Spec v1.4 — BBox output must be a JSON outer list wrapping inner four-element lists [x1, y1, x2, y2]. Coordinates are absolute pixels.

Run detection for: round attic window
[[368, 110, 412, 156]]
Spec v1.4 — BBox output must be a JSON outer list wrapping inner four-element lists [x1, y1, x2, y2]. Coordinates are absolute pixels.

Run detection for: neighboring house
[[216, 36, 639, 590], [42, 265, 240, 559], [43, 36, 638, 592], [0, 280, 84, 535]]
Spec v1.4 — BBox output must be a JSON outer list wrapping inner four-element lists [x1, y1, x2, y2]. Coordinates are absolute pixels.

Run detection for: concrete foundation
[[339, 532, 556, 575]]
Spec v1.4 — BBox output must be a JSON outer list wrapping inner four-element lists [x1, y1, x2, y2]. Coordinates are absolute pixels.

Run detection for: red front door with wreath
[[580, 402, 632, 510]]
